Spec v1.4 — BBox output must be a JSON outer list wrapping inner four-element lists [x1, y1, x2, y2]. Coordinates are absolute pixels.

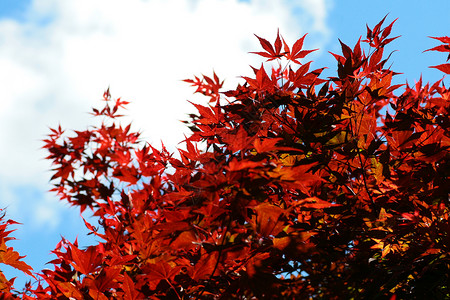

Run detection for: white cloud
[[0, 0, 331, 228]]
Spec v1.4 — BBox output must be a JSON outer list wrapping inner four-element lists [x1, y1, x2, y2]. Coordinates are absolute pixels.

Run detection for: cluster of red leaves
[[0, 209, 34, 299], [2, 17, 450, 299]]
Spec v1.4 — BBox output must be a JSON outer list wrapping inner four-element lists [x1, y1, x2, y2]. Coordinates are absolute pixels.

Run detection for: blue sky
[[0, 0, 448, 291], [0, 0, 30, 20]]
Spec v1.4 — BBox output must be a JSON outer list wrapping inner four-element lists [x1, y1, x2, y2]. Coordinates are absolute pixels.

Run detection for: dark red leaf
[[430, 63, 450, 74]]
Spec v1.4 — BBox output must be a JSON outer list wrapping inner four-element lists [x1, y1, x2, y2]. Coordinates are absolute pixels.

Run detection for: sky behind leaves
[[0, 0, 448, 289]]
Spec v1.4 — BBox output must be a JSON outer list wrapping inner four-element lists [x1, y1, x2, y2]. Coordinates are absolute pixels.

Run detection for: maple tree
[[1, 17, 449, 299]]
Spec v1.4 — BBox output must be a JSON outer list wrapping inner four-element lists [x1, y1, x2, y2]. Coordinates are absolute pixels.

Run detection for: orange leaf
[[0, 271, 13, 292], [89, 289, 109, 300], [273, 236, 291, 250], [252, 203, 285, 237], [0, 240, 33, 277], [300, 197, 340, 209], [55, 281, 84, 299]]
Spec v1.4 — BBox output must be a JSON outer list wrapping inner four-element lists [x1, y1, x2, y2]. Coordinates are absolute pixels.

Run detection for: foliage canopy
[[1, 17, 449, 299]]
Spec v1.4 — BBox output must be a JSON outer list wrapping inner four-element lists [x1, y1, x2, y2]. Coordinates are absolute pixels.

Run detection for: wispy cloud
[[0, 0, 332, 228]]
